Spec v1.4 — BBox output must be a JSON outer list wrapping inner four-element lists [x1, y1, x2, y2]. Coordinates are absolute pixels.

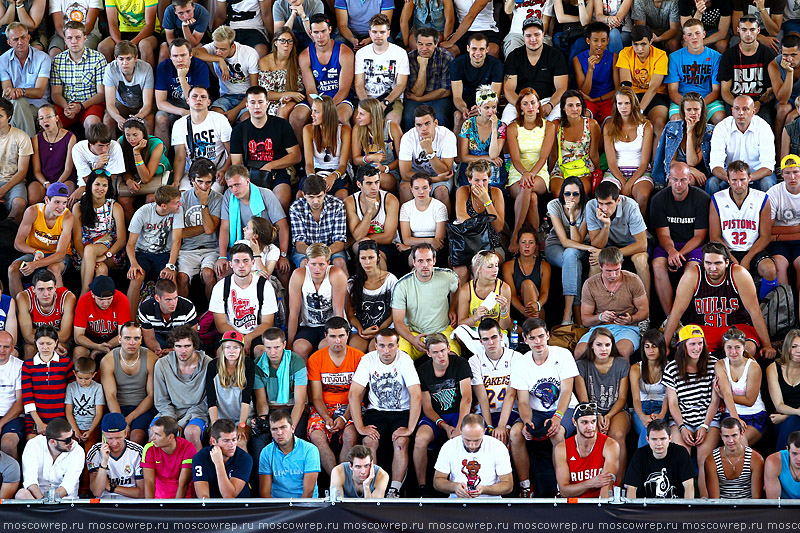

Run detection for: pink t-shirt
[[141, 437, 196, 498]]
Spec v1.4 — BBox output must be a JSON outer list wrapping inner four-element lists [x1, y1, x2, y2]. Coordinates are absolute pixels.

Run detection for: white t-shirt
[[234, 239, 281, 271], [171, 111, 232, 171], [509, 346, 579, 412], [50, 0, 103, 35], [203, 42, 259, 96], [453, 0, 498, 31], [72, 140, 127, 187], [768, 183, 800, 228], [399, 198, 449, 238], [354, 43, 410, 100], [469, 348, 521, 414], [398, 126, 458, 175], [510, 0, 555, 34], [208, 275, 278, 334], [0, 355, 22, 417], [352, 350, 420, 412], [227, 0, 266, 30], [433, 435, 512, 498]]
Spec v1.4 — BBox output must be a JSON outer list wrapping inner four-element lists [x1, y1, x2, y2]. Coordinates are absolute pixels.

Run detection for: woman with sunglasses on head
[[351, 98, 403, 193], [502, 225, 550, 321], [629, 329, 669, 448], [543, 176, 597, 326], [346, 240, 398, 353], [302, 94, 352, 200], [30, 104, 77, 205], [117, 118, 172, 221], [71, 171, 127, 296], [551, 90, 601, 197], [258, 26, 305, 121], [714, 327, 767, 446], [653, 92, 714, 188], [766, 329, 800, 451], [602, 87, 654, 215], [575, 327, 631, 481], [454, 250, 512, 355], [664, 325, 737, 497], [206, 330, 255, 450], [506, 87, 555, 245], [453, 159, 505, 285], [457, 85, 506, 187]]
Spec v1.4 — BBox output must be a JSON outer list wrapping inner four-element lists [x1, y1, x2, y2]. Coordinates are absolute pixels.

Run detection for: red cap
[[222, 330, 244, 345]]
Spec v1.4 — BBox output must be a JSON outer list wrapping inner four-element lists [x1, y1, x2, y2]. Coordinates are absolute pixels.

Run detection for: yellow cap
[[678, 324, 705, 343], [782, 154, 800, 170]]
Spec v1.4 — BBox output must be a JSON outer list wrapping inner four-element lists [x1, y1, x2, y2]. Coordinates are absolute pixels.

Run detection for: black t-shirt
[[718, 44, 776, 99], [418, 354, 472, 416], [623, 443, 694, 498], [679, 0, 732, 32], [505, 44, 569, 100], [192, 446, 253, 498], [230, 117, 298, 169], [649, 186, 711, 243], [732, 0, 787, 14], [451, 55, 504, 108]]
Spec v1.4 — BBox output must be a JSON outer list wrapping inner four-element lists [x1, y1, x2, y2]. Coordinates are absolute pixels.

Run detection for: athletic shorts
[[362, 409, 411, 442], [652, 242, 703, 263], [178, 248, 218, 277], [731, 249, 772, 277], [701, 323, 759, 353], [308, 403, 354, 441], [418, 412, 460, 442], [641, 93, 670, 115]]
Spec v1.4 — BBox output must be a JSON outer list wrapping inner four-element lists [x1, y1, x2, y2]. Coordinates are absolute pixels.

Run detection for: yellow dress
[[507, 123, 550, 188]]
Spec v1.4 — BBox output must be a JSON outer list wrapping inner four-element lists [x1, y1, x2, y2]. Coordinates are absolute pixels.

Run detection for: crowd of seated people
[[5, 0, 800, 502]]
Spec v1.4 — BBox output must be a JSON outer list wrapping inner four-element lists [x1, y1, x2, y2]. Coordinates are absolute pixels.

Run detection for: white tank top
[[312, 124, 343, 172], [723, 358, 766, 415], [614, 123, 646, 169], [637, 360, 666, 402], [301, 265, 334, 327], [712, 188, 768, 252]]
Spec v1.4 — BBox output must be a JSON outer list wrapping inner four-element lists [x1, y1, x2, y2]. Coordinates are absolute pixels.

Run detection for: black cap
[[90, 275, 115, 297], [522, 16, 544, 31]]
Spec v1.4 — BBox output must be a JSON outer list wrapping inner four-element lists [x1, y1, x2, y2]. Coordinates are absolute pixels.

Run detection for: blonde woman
[[602, 87, 654, 215], [351, 98, 402, 192], [302, 94, 352, 199], [767, 329, 800, 451], [206, 330, 255, 449], [457, 85, 506, 187]]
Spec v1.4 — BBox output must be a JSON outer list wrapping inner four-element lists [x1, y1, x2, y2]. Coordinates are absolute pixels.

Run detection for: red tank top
[[564, 432, 609, 498], [687, 263, 751, 328], [25, 286, 69, 330]]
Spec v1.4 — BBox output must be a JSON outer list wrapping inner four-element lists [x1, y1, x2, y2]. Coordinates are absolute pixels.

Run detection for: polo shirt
[[0, 46, 51, 106], [259, 436, 321, 498], [140, 437, 196, 499], [137, 296, 198, 339]]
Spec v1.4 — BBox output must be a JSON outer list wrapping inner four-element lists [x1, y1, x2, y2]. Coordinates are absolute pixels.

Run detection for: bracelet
[[699, 423, 710, 431], [483, 200, 493, 207], [553, 411, 563, 420], [79, 102, 85, 111], [135, 160, 144, 166], [435, 418, 444, 428], [218, 256, 227, 260], [363, 155, 368, 164], [679, 423, 688, 432], [337, 415, 348, 424]]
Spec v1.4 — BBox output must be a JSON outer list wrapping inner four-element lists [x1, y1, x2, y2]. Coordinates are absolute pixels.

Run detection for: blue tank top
[[779, 449, 800, 499], [309, 41, 343, 97], [577, 50, 615, 99], [0, 294, 11, 331]]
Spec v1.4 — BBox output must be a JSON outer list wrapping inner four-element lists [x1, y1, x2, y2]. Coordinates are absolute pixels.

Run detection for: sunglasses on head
[[574, 402, 598, 416], [93, 168, 111, 177]]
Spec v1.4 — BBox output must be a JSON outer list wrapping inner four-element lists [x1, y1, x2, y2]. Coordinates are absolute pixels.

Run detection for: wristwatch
[[165, 263, 177, 271], [280, 251, 287, 258], [383, 99, 391, 107], [424, 152, 435, 161], [105, 251, 113, 258]]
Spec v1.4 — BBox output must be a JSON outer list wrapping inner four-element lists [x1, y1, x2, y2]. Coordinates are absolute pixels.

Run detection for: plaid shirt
[[51, 47, 107, 103], [289, 195, 347, 246], [407, 47, 452, 93]]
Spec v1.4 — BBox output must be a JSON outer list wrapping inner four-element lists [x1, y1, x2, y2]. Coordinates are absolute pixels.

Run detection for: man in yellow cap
[[767, 154, 800, 293], [663, 242, 776, 359]]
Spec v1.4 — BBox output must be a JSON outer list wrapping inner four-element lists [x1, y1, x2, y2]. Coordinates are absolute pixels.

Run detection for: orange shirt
[[307, 346, 365, 406]]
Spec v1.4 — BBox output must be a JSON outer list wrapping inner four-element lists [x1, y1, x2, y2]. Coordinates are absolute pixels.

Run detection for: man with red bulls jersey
[[663, 241, 775, 358], [554, 401, 619, 498], [16, 270, 76, 359], [709, 159, 779, 300]]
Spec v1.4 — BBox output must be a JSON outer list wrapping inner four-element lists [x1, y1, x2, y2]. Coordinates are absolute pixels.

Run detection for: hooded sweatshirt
[[154, 350, 212, 427]]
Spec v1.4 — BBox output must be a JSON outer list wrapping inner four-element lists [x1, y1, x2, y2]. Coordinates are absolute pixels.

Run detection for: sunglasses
[[564, 191, 580, 197], [93, 168, 111, 177], [52, 433, 74, 443], [574, 402, 598, 415], [476, 91, 498, 103]]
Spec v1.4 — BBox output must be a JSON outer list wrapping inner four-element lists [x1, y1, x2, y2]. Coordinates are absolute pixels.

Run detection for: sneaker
[[386, 487, 400, 498], [638, 318, 651, 336], [518, 486, 532, 498]]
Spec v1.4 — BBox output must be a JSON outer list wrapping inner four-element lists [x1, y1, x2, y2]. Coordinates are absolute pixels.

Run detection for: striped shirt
[[21, 353, 74, 419], [713, 447, 753, 499], [87, 440, 144, 499], [50, 47, 106, 103], [662, 357, 718, 428], [137, 296, 198, 340]]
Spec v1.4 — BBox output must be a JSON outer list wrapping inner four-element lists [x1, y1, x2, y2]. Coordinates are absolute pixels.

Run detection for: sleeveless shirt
[[25, 204, 69, 254], [112, 347, 150, 407], [309, 41, 344, 97], [564, 433, 610, 498], [687, 263, 751, 329], [713, 446, 753, 499], [301, 265, 334, 328], [24, 286, 69, 330], [341, 463, 380, 497], [712, 188, 768, 252]]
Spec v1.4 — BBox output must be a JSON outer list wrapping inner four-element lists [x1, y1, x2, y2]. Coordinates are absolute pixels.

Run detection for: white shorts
[[177, 248, 218, 277]]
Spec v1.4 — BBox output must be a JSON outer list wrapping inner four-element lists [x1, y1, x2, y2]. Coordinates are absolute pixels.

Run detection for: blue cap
[[101, 412, 127, 433]]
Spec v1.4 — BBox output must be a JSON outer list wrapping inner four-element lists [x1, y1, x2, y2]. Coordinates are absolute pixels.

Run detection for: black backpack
[[761, 284, 797, 340], [222, 275, 269, 325]]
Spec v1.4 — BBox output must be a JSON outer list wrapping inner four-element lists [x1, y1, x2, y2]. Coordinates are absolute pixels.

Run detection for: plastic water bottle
[[509, 321, 519, 350], [47, 485, 55, 502]]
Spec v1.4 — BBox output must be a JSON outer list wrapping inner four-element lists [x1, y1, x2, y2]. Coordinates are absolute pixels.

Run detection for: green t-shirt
[[254, 350, 307, 406], [106, 0, 161, 33], [390, 268, 459, 335]]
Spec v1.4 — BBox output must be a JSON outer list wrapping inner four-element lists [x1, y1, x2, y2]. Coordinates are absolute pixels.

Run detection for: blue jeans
[[784, 19, 800, 36], [607, 28, 630, 54], [632, 400, 664, 448], [705, 171, 777, 195], [544, 244, 586, 302], [402, 97, 452, 130], [776, 415, 800, 451]]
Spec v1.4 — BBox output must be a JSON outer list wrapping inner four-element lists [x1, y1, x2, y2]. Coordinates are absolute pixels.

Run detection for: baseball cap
[[222, 330, 244, 346], [782, 154, 800, 170], [573, 402, 599, 421], [89, 275, 115, 298], [678, 324, 705, 343], [46, 182, 70, 198], [522, 16, 543, 31], [101, 412, 127, 433]]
